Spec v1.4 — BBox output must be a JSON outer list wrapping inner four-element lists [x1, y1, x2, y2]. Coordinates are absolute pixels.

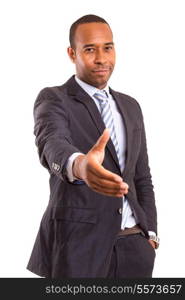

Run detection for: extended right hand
[[73, 129, 129, 197]]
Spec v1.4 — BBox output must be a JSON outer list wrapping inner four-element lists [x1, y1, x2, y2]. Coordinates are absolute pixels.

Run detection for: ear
[[67, 47, 76, 63]]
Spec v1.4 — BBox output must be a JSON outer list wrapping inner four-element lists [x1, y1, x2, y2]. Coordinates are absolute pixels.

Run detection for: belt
[[117, 224, 145, 236]]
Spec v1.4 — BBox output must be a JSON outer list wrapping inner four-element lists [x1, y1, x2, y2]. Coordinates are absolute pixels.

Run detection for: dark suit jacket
[[27, 75, 157, 278]]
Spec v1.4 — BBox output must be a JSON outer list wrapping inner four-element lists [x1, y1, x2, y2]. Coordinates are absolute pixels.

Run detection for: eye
[[105, 46, 113, 51], [85, 48, 95, 53]]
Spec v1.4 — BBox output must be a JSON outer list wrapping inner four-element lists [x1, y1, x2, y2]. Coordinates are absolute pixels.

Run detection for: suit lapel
[[110, 88, 134, 177], [66, 76, 121, 173]]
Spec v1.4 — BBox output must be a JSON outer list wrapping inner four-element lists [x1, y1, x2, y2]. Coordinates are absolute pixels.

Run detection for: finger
[[88, 173, 129, 195], [90, 178, 129, 192], [91, 184, 127, 196], [91, 185, 125, 197], [124, 188, 129, 194], [88, 161, 123, 183], [92, 128, 110, 152], [148, 240, 156, 249], [92, 183, 128, 196]]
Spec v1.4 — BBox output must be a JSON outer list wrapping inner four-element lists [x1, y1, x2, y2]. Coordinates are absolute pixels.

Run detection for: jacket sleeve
[[134, 103, 157, 234], [33, 87, 80, 182]]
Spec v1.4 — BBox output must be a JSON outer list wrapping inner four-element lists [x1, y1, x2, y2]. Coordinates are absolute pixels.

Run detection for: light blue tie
[[93, 91, 122, 169]]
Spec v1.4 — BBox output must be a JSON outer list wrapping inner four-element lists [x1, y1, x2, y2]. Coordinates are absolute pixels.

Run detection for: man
[[27, 14, 159, 278]]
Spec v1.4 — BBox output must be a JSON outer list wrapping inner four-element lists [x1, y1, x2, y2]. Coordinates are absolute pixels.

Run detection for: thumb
[[93, 128, 110, 152]]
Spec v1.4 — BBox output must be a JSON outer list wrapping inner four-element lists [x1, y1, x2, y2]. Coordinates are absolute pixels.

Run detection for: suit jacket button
[[118, 208, 122, 214]]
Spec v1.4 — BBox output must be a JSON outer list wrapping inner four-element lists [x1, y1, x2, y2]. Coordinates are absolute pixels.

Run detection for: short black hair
[[69, 14, 110, 49]]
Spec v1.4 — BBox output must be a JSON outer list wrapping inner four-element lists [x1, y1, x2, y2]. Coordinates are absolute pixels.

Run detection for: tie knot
[[93, 91, 108, 103]]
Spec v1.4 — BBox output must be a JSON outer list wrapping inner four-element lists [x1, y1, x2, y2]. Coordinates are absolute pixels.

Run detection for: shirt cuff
[[66, 152, 84, 182], [148, 231, 156, 237]]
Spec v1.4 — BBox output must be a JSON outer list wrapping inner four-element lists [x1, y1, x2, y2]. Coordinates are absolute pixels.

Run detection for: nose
[[94, 49, 107, 65]]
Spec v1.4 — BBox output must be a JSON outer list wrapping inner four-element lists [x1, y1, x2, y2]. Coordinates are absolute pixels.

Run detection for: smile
[[92, 69, 109, 74]]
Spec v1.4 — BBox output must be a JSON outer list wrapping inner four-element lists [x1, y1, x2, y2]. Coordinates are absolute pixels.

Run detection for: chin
[[91, 79, 105, 88], [96, 78, 109, 88]]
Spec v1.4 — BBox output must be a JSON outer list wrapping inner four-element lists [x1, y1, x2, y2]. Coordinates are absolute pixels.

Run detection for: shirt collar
[[75, 75, 110, 98]]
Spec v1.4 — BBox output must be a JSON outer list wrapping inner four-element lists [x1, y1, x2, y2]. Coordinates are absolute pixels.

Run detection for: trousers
[[106, 233, 156, 278]]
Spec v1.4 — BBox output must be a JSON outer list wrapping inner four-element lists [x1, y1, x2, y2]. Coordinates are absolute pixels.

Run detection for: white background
[[0, 0, 185, 277]]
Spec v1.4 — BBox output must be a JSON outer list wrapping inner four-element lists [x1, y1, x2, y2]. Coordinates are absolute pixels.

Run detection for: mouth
[[92, 69, 110, 75]]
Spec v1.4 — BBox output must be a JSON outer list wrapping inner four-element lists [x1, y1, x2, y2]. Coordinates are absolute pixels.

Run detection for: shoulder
[[33, 83, 70, 121], [35, 76, 77, 105], [36, 83, 68, 101], [110, 88, 142, 114], [33, 82, 70, 116]]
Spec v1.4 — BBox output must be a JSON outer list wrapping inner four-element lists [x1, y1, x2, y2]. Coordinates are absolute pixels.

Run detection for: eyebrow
[[83, 42, 114, 49]]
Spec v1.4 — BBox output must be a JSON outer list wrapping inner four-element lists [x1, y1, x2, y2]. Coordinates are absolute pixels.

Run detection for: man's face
[[68, 22, 116, 89]]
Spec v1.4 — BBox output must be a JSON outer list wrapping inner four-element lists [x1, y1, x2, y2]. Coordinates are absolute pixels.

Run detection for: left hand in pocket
[[148, 239, 156, 249]]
